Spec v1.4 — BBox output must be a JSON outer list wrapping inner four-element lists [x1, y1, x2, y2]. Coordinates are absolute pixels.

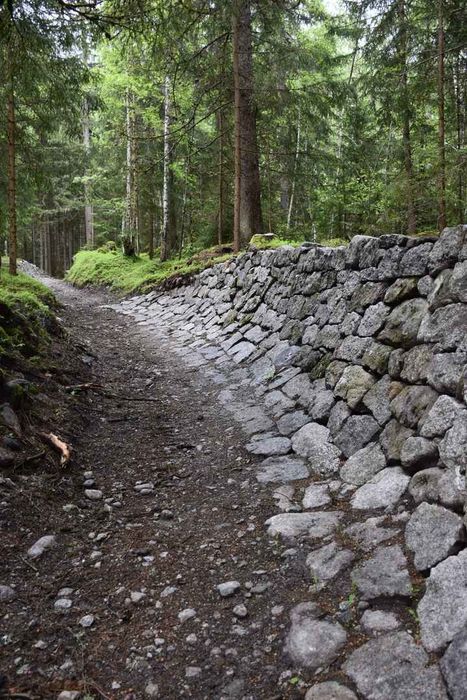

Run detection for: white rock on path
[[79, 614, 95, 628], [85, 489, 103, 501], [216, 581, 241, 597], [178, 608, 197, 622], [0, 584, 16, 601], [27, 534, 56, 559]]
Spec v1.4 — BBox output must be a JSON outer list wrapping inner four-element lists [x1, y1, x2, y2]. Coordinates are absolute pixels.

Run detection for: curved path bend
[[3, 265, 464, 700]]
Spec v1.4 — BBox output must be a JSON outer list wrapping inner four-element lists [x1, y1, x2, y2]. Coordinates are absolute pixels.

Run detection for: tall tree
[[232, 0, 263, 251], [397, 0, 417, 233], [437, 0, 447, 229], [122, 87, 138, 256], [160, 75, 177, 261], [6, 33, 17, 274]]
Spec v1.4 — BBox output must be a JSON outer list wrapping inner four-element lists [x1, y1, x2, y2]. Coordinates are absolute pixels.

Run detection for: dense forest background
[[0, 0, 466, 274]]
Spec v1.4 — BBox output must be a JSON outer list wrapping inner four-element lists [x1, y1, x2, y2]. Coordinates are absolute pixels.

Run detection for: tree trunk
[[232, 0, 263, 251], [148, 208, 154, 260], [217, 108, 224, 245], [455, 53, 465, 223], [122, 88, 138, 256], [82, 95, 94, 247], [437, 0, 447, 230], [398, 0, 417, 235], [160, 76, 177, 261], [7, 42, 17, 276], [266, 134, 272, 231], [287, 108, 301, 232]]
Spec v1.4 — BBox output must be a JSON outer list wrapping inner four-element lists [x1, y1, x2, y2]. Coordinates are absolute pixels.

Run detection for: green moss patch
[[0, 267, 56, 358], [66, 247, 236, 295]]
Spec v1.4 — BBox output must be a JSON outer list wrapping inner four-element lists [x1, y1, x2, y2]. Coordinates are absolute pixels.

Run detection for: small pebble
[[130, 591, 146, 604], [178, 608, 196, 623], [0, 585, 16, 602], [233, 604, 248, 618], [185, 666, 201, 678], [85, 489, 103, 501], [79, 614, 95, 628], [216, 581, 241, 597]]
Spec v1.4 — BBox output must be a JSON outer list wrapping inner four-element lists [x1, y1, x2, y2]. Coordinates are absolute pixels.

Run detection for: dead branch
[[39, 433, 71, 465], [65, 383, 103, 393]]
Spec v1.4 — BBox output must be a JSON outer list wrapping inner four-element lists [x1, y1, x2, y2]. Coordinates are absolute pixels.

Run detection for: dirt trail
[[2, 276, 310, 700]]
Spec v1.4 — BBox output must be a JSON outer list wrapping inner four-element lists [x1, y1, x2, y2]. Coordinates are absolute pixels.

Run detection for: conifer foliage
[[0, 0, 465, 272]]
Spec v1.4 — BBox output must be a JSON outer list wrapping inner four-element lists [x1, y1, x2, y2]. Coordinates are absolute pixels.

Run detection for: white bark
[[161, 75, 171, 260], [82, 95, 94, 247], [287, 108, 301, 232], [122, 88, 138, 254]]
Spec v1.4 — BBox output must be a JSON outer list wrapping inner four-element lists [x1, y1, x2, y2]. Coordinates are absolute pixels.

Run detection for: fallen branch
[[39, 433, 71, 466], [65, 383, 103, 393], [18, 555, 39, 574]]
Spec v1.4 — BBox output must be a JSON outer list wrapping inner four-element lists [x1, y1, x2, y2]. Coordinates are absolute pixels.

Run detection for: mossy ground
[[0, 265, 56, 358]]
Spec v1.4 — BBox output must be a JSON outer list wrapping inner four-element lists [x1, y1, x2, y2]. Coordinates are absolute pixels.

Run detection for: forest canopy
[[0, 0, 466, 274]]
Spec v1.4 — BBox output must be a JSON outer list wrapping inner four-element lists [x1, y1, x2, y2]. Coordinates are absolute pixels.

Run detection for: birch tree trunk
[[287, 109, 301, 232], [82, 94, 94, 247], [7, 41, 17, 276], [232, 0, 263, 252], [455, 53, 465, 223], [437, 0, 447, 230], [160, 76, 177, 261]]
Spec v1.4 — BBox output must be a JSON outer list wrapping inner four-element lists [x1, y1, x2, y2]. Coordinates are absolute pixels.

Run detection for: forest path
[[4, 272, 310, 700]]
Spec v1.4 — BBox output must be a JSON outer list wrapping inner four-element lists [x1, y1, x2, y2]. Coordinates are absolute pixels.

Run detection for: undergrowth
[[0, 266, 56, 358]]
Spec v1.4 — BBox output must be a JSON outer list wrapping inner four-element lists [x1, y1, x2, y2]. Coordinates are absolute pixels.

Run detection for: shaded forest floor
[[1, 273, 309, 700]]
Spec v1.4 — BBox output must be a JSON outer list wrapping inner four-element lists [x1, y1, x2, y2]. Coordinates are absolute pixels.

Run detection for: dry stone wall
[[116, 225, 467, 697]]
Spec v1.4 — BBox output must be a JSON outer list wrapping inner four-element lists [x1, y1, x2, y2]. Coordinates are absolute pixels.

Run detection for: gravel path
[[2, 273, 319, 699], [3, 262, 462, 700]]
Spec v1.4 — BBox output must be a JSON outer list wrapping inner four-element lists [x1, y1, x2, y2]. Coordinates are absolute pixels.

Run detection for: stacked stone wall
[[118, 225, 467, 678]]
